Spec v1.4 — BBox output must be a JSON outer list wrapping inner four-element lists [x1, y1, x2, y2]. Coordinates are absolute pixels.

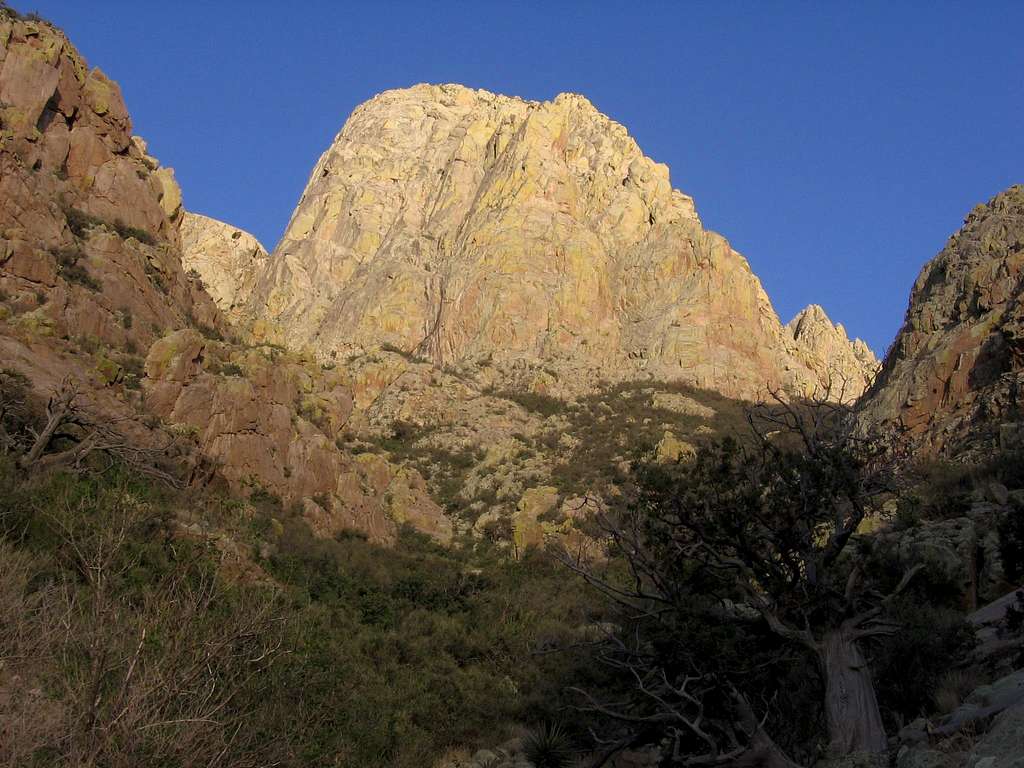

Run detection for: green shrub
[[248, 485, 282, 512], [52, 247, 101, 291], [119, 354, 145, 390], [522, 722, 575, 768], [112, 219, 157, 245], [984, 448, 1024, 491], [194, 321, 224, 341], [63, 206, 105, 238], [147, 269, 168, 294], [62, 207, 157, 246], [485, 388, 565, 418], [870, 595, 976, 727]]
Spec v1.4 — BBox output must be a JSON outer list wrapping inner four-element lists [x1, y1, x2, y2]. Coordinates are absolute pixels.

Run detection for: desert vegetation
[[555, 394, 990, 766], [4, 371, 1019, 767], [0, 376, 610, 767]]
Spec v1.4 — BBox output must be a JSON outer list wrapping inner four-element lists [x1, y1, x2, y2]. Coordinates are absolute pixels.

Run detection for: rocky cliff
[[786, 304, 878, 401], [244, 83, 870, 401], [858, 185, 1024, 455], [179, 212, 269, 323], [0, 13, 449, 545], [0, 13, 218, 351]]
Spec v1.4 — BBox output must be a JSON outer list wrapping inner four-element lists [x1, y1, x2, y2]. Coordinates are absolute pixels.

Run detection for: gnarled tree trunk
[[819, 629, 887, 756]]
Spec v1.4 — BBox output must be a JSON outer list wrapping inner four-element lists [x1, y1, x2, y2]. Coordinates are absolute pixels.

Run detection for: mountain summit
[[859, 185, 1024, 454], [230, 83, 874, 400]]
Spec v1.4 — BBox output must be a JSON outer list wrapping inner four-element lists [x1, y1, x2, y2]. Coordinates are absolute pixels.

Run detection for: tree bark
[[819, 629, 887, 756]]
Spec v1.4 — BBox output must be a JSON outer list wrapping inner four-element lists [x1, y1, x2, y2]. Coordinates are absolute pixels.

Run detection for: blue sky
[[30, 1, 1023, 355]]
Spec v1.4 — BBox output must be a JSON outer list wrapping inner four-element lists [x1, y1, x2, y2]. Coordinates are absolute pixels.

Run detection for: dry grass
[[0, 543, 67, 768], [0, 486, 284, 768], [932, 668, 981, 715]]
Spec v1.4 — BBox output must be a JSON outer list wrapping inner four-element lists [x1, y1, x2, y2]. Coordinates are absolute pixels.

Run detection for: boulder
[[512, 485, 559, 554], [966, 701, 1024, 767], [655, 430, 696, 463]]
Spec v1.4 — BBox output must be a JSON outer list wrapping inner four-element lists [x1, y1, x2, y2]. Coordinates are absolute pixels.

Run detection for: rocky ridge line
[[858, 185, 1024, 455], [229, 82, 874, 402]]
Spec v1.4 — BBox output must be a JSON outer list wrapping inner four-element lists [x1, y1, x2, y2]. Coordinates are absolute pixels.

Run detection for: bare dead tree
[[17, 376, 81, 468], [564, 621, 801, 768], [11, 376, 183, 487]]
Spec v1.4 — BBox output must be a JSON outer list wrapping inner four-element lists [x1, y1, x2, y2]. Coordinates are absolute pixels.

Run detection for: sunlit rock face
[[859, 185, 1024, 455], [179, 212, 269, 323], [0, 13, 220, 356], [246, 83, 869, 401], [786, 304, 878, 402], [0, 17, 452, 546]]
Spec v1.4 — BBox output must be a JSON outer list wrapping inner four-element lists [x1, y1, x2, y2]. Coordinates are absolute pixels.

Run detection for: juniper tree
[[561, 390, 920, 764]]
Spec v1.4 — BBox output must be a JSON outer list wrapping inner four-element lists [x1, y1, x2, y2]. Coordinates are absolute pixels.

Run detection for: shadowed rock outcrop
[[859, 185, 1024, 455]]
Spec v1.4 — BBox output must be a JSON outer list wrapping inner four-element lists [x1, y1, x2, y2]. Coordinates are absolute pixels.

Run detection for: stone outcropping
[[179, 212, 269, 322], [787, 304, 878, 401], [142, 329, 451, 544], [0, 15, 450, 545], [244, 83, 870, 401], [859, 186, 1024, 455], [0, 13, 219, 353]]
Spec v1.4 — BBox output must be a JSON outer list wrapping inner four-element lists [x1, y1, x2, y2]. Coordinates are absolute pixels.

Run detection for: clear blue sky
[[30, 1, 1023, 355]]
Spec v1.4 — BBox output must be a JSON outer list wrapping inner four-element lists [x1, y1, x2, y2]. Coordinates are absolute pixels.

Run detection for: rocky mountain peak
[[786, 304, 879, 398], [858, 184, 1024, 454], [179, 212, 268, 322], [240, 82, 866, 401]]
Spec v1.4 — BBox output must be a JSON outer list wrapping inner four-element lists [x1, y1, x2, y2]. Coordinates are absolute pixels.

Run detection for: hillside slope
[[0, 12, 448, 544]]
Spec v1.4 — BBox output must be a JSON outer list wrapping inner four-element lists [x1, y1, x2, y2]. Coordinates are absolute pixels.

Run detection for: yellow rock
[[512, 485, 559, 555], [231, 83, 872, 403], [655, 431, 696, 463], [152, 167, 182, 220], [179, 212, 268, 322]]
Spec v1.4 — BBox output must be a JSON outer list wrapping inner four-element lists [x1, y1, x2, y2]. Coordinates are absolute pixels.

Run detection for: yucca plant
[[522, 721, 574, 768]]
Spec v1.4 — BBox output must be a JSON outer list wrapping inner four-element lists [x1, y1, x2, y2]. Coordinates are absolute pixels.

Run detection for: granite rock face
[[246, 83, 870, 401], [786, 304, 878, 401], [0, 16, 450, 545], [0, 13, 219, 352], [179, 212, 269, 322], [142, 329, 450, 545], [859, 186, 1024, 455]]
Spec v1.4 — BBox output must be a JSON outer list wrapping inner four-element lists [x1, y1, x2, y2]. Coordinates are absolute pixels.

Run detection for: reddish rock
[[859, 185, 1024, 456]]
